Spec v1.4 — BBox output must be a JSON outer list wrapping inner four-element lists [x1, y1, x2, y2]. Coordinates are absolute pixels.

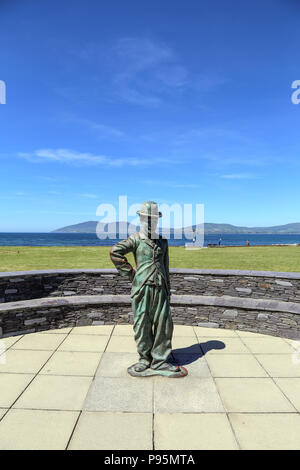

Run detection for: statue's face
[[140, 215, 158, 238]]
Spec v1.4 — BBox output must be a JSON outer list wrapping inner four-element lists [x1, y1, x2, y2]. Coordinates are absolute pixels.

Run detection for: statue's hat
[[136, 201, 162, 218]]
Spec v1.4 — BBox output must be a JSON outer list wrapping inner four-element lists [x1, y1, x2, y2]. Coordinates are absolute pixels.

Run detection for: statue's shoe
[[152, 364, 188, 378], [127, 362, 188, 378], [127, 362, 150, 376]]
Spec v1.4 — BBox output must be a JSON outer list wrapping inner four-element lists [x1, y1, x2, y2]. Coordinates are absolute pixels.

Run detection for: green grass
[[0, 245, 299, 272]]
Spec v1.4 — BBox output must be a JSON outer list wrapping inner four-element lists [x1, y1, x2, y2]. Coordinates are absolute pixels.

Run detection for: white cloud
[[143, 179, 200, 188], [61, 114, 126, 139], [110, 37, 190, 106], [113, 37, 174, 72], [79, 193, 98, 199], [220, 173, 258, 180], [70, 36, 225, 107], [18, 149, 107, 164], [155, 65, 189, 88], [17, 149, 175, 167], [114, 84, 162, 106]]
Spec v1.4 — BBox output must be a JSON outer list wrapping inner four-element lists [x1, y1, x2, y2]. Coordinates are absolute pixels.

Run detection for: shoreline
[[0, 243, 299, 249], [206, 243, 300, 248]]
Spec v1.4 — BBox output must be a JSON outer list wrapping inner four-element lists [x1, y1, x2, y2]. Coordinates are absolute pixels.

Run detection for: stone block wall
[[1, 294, 300, 340], [1, 269, 300, 340], [170, 271, 300, 303], [1, 269, 300, 303]]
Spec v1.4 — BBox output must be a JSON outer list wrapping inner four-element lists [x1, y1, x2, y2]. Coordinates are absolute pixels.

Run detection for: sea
[[0, 233, 299, 247]]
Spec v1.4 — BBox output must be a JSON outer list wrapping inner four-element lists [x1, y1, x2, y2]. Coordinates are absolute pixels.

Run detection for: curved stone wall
[[0, 294, 300, 340], [0, 269, 300, 340], [1, 268, 300, 303]]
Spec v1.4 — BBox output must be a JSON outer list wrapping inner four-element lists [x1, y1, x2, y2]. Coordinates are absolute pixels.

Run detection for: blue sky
[[0, 0, 300, 231]]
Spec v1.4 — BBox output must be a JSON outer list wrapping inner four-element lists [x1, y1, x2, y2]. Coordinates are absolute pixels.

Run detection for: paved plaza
[[0, 324, 300, 449]]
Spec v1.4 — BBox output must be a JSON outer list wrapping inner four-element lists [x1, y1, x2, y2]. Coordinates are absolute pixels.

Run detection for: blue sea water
[[0, 232, 299, 247]]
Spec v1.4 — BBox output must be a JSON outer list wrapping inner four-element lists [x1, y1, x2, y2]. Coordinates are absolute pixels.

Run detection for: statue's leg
[[150, 288, 188, 378], [128, 287, 153, 375], [150, 288, 173, 369]]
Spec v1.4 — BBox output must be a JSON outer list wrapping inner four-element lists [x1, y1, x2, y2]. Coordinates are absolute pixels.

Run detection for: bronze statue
[[110, 201, 187, 378]]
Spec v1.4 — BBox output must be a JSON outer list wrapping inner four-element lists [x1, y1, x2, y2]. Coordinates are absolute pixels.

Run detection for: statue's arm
[[110, 235, 136, 281]]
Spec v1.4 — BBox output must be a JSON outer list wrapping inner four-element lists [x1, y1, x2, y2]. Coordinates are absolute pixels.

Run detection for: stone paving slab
[[0, 336, 23, 350], [274, 378, 300, 412], [11, 333, 66, 351], [173, 325, 197, 337], [235, 330, 271, 338], [40, 351, 102, 377], [113, 324, 135, 336], [206, 354, 268, 378], [154, 413, 239, 450], [286, 338, 300, 349], [229, 413, 300, 450], [0, 373, 34, 408], [0, 409, 8, 420], [41, 327, 72, 334], [0, 409, 79, 450], [154, 377, 224, 413], [241, 336, 295, 354], [0, 349, 52, 374], [68, 412, 152, 450], [255, 354, 300, 377], [57, 334, 109, 352], [171, 336, 201, 350], [1, 323, 300, 450], [199, 337, 249, 355], [215, 378, 296, 412], [194, 326, 238, 337], [106, 335, 138, 353], [70, 325, 114, 336], [84, 377, 153, 413], [13, 375, 92, 411]]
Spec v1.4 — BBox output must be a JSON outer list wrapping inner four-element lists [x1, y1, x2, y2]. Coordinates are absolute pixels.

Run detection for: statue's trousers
[[131, 285, 173, 370]]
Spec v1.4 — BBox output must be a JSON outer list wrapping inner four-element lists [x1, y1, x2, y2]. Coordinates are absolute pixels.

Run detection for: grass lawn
[[0, 245, 299, 272]]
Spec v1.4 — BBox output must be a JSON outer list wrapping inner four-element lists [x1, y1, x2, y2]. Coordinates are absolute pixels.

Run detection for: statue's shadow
[[170, 340, 226, 366]]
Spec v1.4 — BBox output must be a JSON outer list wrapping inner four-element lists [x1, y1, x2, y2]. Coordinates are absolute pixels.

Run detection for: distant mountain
[[52, 221, 138, 234], [52, 221, 300, 234], [53, 221, 98, 233], [184, 222, 300, 234]]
